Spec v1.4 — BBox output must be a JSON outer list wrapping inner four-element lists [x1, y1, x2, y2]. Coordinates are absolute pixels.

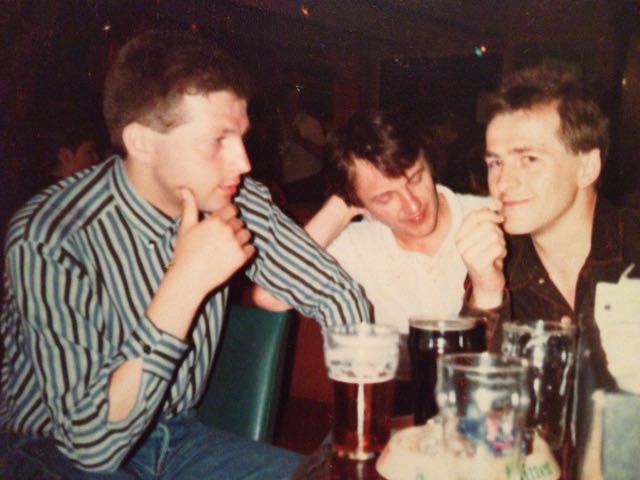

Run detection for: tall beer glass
[[323, 323, 399, 460], [501, 320, 577, 450], [437, 353, 530, 480], [408, 317, 486, 424]]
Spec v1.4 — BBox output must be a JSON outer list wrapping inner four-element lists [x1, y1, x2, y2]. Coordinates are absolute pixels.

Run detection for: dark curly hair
[[486, 64, 609, 166], [326, 109, 437, 206]]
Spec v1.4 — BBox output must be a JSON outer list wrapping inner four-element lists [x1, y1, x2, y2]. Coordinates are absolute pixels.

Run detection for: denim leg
[[0, 432, 137, 480], [158, 415, 303, 480]]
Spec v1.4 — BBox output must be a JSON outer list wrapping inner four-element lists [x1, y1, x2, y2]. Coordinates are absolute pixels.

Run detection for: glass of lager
[[322, 323, 399, 460]]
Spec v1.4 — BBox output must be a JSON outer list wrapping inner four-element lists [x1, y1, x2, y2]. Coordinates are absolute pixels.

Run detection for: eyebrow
[[485, 146, 542, 157], [405, 165, 425, 178]]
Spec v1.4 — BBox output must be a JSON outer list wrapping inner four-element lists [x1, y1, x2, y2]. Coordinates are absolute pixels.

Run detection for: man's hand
[[455, 208, 506, 309], [171, 188, 255, 295], [147, 188, 255, 340]]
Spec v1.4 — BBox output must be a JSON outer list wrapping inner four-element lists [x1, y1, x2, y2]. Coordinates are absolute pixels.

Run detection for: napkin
[[594, 264, 640, 394]]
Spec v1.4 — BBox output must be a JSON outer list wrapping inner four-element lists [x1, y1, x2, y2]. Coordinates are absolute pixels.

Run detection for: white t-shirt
[[327, 185, 495, 378]]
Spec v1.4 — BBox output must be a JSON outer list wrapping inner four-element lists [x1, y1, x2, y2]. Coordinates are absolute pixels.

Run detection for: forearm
[[252, 195, 355, 311], [239, 179, 372, 325], [146, 262, 207, 340], [304, 195, 356, 247]]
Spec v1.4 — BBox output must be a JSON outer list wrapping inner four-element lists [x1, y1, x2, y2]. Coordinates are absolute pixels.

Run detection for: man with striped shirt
[[0, 30, 370, 478]]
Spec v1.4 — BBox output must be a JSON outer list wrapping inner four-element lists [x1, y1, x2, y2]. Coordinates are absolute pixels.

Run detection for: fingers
[[242, 243, 256, 260], [456, 220, 505, 261], [456, 207, 503, 242], [234, 225, 253, 246], [213, 203, 239, 223]]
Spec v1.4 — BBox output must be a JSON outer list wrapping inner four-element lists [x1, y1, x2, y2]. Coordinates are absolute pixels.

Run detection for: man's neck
[[532, 191, 598, 309], [123, 155, 180, 218], [394, 192, 451, 256]]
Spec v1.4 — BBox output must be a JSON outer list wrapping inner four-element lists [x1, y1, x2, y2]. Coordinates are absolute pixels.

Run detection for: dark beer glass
[[408, 317, 486, 424]]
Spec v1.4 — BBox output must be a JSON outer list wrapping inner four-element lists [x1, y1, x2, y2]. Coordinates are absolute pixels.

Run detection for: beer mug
[[408, 317, 487, 424], [501, 320, 577, 450], [437, 353, 530, 480], [322, 323, 399, 460]]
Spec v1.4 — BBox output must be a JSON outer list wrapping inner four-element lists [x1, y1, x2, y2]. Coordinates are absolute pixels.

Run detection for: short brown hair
[[486, 64, 609, 165], [326, 109, 436, 206], [103, 30, 251, 154]]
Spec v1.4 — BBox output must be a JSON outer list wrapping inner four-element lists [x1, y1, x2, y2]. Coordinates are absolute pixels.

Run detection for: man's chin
[[201, 196, 233, 213], [503, 220, 534, 236]]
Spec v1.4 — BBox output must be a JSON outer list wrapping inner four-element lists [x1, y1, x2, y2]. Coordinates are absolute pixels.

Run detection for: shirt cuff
[[121, 315, 188, 381]]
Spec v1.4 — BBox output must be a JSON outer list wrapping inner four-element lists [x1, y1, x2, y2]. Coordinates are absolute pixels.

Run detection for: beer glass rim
[[322, 323, 398, 346], [502, 319, 577, 336], [408, 316, 477, 332], [438, 352, 527, 374]]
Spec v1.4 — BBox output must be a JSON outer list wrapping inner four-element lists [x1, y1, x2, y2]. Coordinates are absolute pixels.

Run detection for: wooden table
[[292, 416, 414, 479]]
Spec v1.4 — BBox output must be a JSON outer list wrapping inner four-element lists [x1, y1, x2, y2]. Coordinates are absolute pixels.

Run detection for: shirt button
[[143, 345, 152, 354], [538, 277, 545, 285]]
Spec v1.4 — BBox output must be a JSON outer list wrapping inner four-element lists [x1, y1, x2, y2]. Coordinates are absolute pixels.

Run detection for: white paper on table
[[594, 264, 640, 394]]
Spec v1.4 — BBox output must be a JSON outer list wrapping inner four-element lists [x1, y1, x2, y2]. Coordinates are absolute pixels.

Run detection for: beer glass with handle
[[437, 352, 531, 480], [501, 320, 577, 451]]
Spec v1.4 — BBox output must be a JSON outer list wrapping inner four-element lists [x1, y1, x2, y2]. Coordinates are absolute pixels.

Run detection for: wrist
[[325, 195, 355, 228], [469, 287, 504, 310], [147, 265, 206, 339]]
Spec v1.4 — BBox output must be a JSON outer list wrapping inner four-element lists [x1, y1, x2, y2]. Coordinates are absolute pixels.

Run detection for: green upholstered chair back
[[196, 304, 293, 443]]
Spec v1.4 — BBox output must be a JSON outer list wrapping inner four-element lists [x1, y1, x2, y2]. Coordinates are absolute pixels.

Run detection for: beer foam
[[325, 346, 399, 383], [409, 317, 476, 332]]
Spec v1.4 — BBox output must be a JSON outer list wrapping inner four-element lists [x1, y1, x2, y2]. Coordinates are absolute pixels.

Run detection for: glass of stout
[[408, 316, 487, 425]]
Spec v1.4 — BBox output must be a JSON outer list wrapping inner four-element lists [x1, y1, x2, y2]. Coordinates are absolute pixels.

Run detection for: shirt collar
[[589, 194, 623, 264], [109, 156, 177, 242]]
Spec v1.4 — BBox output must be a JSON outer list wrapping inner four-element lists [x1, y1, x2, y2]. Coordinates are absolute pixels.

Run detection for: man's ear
[[122, 122, 155, 164], [577, 148, 601, 188], [57, 147, 74, 168]]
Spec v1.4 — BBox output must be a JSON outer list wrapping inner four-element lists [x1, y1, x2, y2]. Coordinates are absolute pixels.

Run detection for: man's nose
[[494, 162, 520, 194], [229, 138, 251, 175], [400, 188, 421, 215]]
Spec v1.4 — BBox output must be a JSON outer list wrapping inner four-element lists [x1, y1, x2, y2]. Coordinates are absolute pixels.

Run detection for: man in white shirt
[[253, 109, 493, 412]]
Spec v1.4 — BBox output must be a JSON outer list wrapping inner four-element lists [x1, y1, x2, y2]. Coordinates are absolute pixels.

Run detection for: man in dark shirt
[[456, 65, 640, 478]]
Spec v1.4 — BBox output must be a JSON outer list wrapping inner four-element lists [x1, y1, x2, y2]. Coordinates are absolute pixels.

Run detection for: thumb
[[178, 188, 198, 234]]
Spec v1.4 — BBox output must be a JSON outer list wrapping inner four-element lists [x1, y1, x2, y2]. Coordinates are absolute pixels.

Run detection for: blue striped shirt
[[0, 156, 371, 471]]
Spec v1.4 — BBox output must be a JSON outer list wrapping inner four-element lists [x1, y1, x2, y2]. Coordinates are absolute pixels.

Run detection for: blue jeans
[[0, 413, 302, 479]]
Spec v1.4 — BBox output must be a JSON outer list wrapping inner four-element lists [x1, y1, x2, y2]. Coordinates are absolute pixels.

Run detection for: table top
[[292, 416, 414, 480], [292, 443, 385, 480]]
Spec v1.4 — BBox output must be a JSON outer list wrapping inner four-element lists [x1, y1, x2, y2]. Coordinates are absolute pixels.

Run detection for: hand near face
[[455, 208, 506, 309], [172, 188, 255, 295]]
